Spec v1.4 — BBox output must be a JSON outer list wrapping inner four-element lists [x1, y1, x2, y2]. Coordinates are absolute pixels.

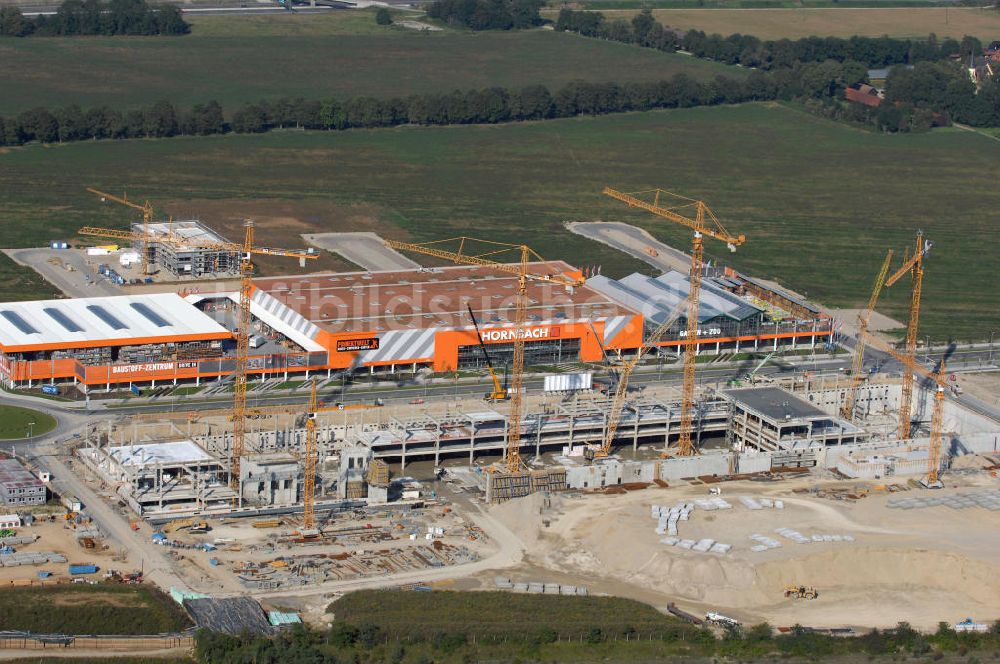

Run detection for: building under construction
[[135, 221, 239, 278]]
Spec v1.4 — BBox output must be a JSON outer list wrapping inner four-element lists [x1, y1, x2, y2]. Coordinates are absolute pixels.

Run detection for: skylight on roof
[[130, 302, 171, 328], [0, 311, 39, 335], [43, 307, 83, 333], [87, 305, 128, 331]]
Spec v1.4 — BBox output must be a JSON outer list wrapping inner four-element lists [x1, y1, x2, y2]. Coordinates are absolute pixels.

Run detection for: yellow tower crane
[[603, 188, 745, 456], [587, 298, 688, 460], [302, 378, 320, 532], [87, 188, 155, 275], [883, 231, 932, 439], [385, 237, 584, 473], [77, 220, 318, 492], [841, 249, 893, 421], [860, 330, 947, 488]]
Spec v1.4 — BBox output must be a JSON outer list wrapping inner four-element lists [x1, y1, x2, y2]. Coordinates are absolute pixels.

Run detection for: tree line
[[426, 0, 543, 30], [191, 618, 1000, 664], [555, 8, 982, 69], [10, 56, 986, 147], [0, 0, 189, 37]]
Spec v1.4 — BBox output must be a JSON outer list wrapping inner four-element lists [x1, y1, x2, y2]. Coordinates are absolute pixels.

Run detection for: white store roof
[[0, 293, 231, 351]]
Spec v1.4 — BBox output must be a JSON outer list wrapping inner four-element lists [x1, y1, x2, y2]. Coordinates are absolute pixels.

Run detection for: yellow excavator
[[467, 305, 508, 402]]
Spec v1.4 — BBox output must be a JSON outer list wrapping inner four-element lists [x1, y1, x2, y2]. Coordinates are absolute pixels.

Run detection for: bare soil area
[[486, 474, 1000, 630]]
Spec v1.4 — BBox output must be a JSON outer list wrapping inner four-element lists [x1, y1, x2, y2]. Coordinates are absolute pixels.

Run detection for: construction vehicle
[[705, 611, 740, 628], [842, 250, 893, 421], [386, 237, 584, 473], [604, 187, 745, 456], [784, 585, 818, 599], [586, 298, 688, 461], [883, 231, 932, 439], [87, 188, 155, 275], [743, 350, 776, 384], [466, 305, 508, 402], [79, 208, 318, 493], [860, 329, 947, 488], [160, 518, 209, 534]]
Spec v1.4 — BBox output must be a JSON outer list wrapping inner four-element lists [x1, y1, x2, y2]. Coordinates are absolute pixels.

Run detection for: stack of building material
[[888, 489, 1000, 511], [0, 551, 66, 566], [739, 496, 783, 510], [694, 498, 732, 510], [652, 502, 693, 537], [775, 528, 854, 544], [749, 534, 782, 552]]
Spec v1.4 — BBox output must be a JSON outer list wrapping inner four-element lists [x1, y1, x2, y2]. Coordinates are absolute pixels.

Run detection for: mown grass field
[[585, 7, 1000, 40], [0, 405, 56, 438], [0, 585, 192, 634], [0, 103, 996, 340], [0, 12, 738, 116]]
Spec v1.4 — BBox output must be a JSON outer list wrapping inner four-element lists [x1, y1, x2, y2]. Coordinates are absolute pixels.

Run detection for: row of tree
[[0, 61, 882, 147], [554, 9, 983, 69], [0, 0, 189, 37], [2, 100, 221, 145], [7, 57, 998, 146], [426, 0, 543, 30]]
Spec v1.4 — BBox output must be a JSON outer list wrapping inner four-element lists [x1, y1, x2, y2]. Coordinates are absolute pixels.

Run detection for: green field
[[0, 13, 737, 116], [1, 103, 997, 340], [329, 590, 693, 639], [0, 585, 192, 634], [0, 405, 56, 438], [0, 252, 61, 302]]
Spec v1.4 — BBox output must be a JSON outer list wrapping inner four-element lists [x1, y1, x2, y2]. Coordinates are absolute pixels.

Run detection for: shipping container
[[68, 564, 98, 575]]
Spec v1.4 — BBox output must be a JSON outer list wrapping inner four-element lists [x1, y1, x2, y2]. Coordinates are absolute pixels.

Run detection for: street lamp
[[26, 420, 35, 439]]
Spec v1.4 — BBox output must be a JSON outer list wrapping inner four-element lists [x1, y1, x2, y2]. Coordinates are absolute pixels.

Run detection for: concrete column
[[773, 336, 778, 351], [735, 339, 740, 353]]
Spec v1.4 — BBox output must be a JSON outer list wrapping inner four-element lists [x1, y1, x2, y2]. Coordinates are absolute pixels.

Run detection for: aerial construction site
[[1, 186, 997, 634]]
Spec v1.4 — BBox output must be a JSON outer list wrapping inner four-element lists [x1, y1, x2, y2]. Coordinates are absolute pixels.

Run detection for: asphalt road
[[567, 221, 693, 274], [4, 247, 122, 298], [302, 232, 421, 272]]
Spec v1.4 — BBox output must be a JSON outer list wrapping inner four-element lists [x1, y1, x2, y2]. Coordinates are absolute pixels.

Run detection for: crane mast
[[884, 231, 931, 439], [603, 187, 745, 456], [303, 379, 319, 531], [386, 237, 583, 473], [593, 299, 688, 459], [842, 250, 893, 421]]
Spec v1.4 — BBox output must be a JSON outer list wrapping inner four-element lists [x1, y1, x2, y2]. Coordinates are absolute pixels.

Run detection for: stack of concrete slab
[[739, 496, 783, 510], [652, 502, 693, 537], [776, 527, 853, 544], [661, 536, 732, 555], [0, 551, 66, 566], [749, 533, 782, 552], [0, 535, 38, 547], [694, 498, 732, 510], [510, 580, 588, 595], [888, 489, 1000, 511]]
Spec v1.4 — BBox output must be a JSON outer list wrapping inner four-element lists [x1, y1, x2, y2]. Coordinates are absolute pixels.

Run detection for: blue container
[[131, 385, 142, 396], [41, 385, 60, 395], [37, 571, 51, 579], [68, 564, 97, 575]]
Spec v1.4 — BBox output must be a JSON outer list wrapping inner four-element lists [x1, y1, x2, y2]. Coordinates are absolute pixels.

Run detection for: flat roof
[[0, 459, 42, 490], [723, 386, 828, 421], [588, 270, 762, 325], [105, 440, 214, 468], [0, 293, 231, 352], [136, 220, 233, 252], [253, 262, 632, 334]]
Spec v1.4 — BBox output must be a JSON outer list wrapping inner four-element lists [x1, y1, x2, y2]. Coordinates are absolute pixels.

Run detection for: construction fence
[[0, 631, 193, 651]]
